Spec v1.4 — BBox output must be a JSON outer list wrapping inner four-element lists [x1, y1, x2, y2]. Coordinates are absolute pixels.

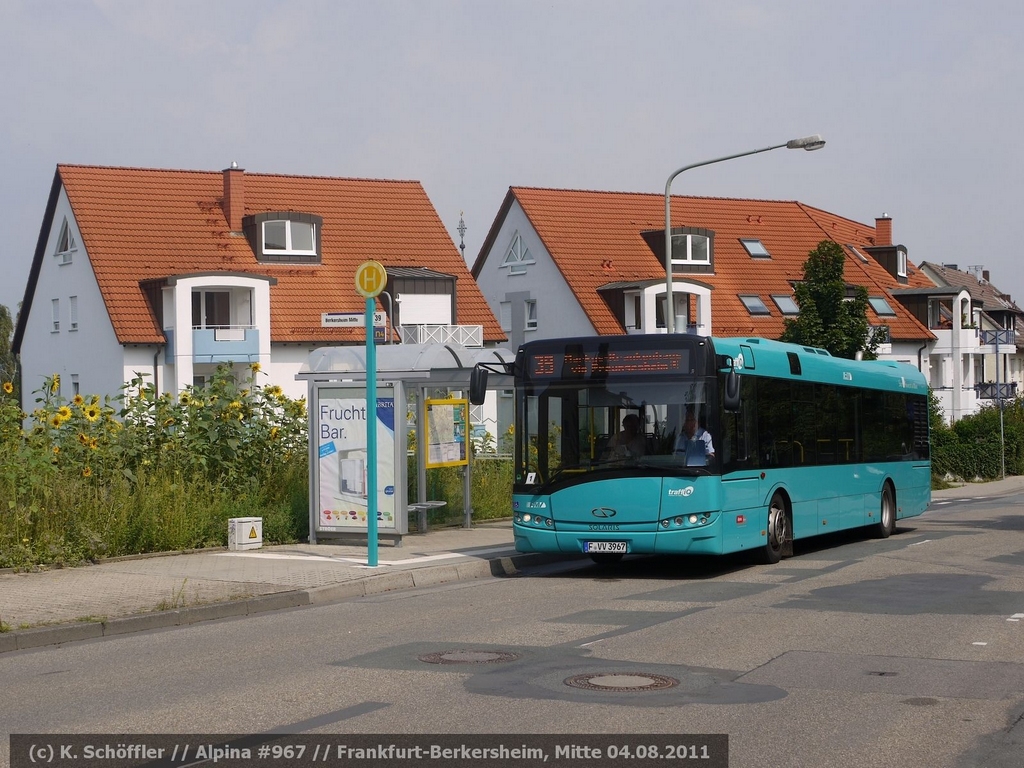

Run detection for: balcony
[[975, 381, 1018, 400], [980, 329, 1016, 347], [399, 324, 482, 347], [165, 327, 260, 363]]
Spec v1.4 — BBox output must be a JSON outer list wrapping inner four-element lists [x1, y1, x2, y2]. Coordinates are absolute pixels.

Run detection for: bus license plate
[[584, 541, 627, 554]]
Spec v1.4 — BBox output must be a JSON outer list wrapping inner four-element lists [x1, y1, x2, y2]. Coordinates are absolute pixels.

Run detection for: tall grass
[[0, 365, 308, 569]]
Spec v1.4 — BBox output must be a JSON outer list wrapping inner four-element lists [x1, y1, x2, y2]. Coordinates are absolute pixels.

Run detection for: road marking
[[972, 642, 988, 646], [909, 540, 932, 546], [1009, 613, 1024, 622]]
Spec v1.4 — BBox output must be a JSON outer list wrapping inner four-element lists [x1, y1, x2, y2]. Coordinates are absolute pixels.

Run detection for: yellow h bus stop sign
[[355, 261, 387, 298]]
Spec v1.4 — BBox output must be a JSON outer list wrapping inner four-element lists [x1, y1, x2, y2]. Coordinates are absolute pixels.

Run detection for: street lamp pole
[[663, 134, 826, 334]]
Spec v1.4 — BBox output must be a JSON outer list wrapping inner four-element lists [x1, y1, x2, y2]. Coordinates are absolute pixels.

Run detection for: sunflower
[[49, 415, 62, 428], [78, 433, 89, 445], [2, 381, 13, 394], [57, 406, 73, 422], [265, 385, 283, 398], [249, 361, 261, 373], [88, 437, 99, 450], [83, 404, 101, 422], [50, 374, 60, 393], [269, 426, 280, 440], [72, 394, 85, 406], [82, 466, 92, 477], [179, 391, 191, 405]]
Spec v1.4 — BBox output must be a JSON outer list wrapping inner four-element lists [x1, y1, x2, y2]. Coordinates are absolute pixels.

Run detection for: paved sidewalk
[[0, 520, 549, 654], [3, 476, 1023, 654]]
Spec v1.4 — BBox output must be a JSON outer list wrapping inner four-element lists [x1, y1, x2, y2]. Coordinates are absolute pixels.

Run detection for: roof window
[[739, 295, 770, 315], [771, 294, 800, 315], [869, 296, 896, 316], [740, 239, 770, 258]]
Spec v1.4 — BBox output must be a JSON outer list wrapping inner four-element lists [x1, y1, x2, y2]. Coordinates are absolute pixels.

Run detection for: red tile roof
[[476, 187, 933, 342], [55, 164, 503, 345]]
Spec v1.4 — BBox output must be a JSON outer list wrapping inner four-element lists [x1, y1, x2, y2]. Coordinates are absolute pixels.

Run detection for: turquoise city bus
[[470, 334, 931, 565]]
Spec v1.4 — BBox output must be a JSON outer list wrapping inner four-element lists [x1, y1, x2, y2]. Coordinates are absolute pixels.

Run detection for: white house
[[13, 164, 505, 407], [470, 187, 1002, 424]]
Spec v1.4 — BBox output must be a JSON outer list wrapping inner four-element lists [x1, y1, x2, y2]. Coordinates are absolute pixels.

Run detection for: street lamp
[[663, 134, 826, 334]]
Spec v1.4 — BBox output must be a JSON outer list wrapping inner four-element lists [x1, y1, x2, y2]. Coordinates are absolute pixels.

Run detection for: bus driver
[[675, 407, 715, 465]]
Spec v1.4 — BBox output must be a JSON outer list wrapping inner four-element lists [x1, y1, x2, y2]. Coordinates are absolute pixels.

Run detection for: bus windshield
[[516, 376, 719, 488]]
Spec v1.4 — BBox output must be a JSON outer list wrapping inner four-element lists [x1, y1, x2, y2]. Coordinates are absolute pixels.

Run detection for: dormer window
[[740, 238, 770, 258], [670, 232, 710, 266], [897, 247, 908, 278], [245, 212, 322, 263], [265, 220, 314, 254], [502, 232, 535, 275]]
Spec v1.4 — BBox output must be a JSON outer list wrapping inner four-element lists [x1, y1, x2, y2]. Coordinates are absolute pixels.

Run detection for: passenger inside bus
[[605, 413, 647, 458], [675, 407, 715, 465]]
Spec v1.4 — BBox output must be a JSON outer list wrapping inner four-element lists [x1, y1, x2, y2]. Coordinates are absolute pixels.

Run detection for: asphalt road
[[2, 492, 1023, 768]]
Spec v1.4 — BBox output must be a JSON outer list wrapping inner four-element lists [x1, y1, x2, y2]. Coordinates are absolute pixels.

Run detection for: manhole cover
[[564, 673, 679, 692], [418, 650, 520, 665]]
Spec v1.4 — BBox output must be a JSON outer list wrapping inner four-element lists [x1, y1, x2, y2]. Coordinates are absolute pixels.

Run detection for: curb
[[0, 552, 569, 655]]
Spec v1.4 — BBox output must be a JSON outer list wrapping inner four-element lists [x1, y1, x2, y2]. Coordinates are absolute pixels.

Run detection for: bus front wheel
[[757, 492, 789, 565], [873, 483, 896, 538]]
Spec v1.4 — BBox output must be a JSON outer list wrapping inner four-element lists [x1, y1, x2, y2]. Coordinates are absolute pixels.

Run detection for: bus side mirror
[[469, 365, 488, 405], [724, 370, 741, 412]]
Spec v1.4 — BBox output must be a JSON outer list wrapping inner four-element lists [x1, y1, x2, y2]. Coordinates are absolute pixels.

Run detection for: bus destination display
[[528, 349, 690, 379]]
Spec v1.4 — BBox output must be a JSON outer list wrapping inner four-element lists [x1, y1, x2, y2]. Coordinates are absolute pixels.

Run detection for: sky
[[2, 0, 1023, 316]]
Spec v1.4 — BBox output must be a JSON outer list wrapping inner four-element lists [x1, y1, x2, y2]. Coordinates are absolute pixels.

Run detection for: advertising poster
[[425, 398, 469, 468], [317, 387, 396, 532]]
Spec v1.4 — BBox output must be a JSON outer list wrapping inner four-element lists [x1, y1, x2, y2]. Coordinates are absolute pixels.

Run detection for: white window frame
[[897, 248, 908, 278], [192, 290, 233, 329], [69, 295, 79, 331], [51, 298, 60, 332], [501, 232, 535, 275], [262, 219, 317, 256], [54, 218, 77, 265], [670, 233, 710, 266], [71, 374, 80, 396], [525, 299, 538, 330]]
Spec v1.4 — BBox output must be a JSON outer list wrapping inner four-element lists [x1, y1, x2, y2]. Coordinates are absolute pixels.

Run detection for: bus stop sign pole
[[355, 261, 387, 567]]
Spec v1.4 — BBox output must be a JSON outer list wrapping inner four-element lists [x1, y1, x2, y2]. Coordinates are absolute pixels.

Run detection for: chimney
[[875, 214, 892, 246], [223, 162, 244, 232], [982, 270, 990, 283]]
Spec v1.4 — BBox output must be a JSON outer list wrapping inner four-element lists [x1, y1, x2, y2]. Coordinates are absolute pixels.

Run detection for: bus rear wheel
[[589, 553, 624, 566], [874, 483, 896, 538], [757, 491, 789, 565]]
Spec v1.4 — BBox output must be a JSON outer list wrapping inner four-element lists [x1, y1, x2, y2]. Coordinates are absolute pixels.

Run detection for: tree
[[780, 240, 878, 360]]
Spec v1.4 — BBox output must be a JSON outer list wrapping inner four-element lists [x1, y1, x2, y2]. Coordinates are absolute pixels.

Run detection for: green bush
[[930, 391, 1024, 482], [0, 364, 308, 569]]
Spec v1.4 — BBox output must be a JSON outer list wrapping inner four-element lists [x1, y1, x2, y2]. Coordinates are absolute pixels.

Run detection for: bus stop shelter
[[296, 343, 514, 545]]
